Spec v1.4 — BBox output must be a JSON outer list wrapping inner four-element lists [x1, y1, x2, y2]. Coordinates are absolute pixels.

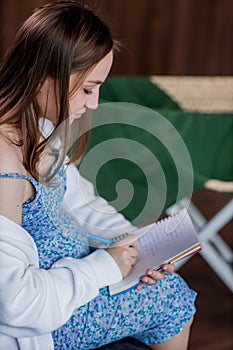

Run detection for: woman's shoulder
[[0, 130, 26, 225], [0, 127, 24, 174]]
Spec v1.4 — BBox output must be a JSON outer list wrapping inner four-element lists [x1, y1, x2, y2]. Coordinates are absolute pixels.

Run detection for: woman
[[0, 1, 196, 349]]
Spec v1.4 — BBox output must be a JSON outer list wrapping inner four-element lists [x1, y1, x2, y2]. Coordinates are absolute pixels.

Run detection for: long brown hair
[[0, 0, 117, 182]]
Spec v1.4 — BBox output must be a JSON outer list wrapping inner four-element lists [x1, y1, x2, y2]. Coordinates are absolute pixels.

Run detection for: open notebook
[[109, 209, 202, 296]]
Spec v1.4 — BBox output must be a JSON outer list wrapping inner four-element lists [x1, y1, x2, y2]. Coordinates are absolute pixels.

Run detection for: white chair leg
[[186, 199, 233, 261], [210, 234, 233, 263], [200, 242, 233, 292], [198, 199, 233, 242], [166, 197, 233, 292]]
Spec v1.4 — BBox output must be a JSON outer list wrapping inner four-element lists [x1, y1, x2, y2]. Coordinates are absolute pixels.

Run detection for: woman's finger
[[141, 276, 157, 284], [136, 263, 176, 291], [162, 263, 175, 273], [136, 282, 145, 291], [109, 234, 137, 248]]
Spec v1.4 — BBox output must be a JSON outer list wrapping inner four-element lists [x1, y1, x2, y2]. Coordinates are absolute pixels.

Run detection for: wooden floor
[[178, 189, 233, 350]]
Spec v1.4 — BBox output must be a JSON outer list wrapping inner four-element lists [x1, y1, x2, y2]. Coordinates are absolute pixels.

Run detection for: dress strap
[[0, 173, 38, 187]]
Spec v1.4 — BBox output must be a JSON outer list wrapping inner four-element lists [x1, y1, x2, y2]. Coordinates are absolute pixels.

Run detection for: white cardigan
[[0, 163, 136, 350]]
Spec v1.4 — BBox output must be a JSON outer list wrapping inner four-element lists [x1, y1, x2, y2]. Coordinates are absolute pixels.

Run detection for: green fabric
[[79, 77, 233, 224], [100, 76, 181, 110], [157, 109, 233, 187]]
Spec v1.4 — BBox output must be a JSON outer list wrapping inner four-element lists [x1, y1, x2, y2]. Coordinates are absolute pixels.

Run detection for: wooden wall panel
[[0, 0, 232, 75]]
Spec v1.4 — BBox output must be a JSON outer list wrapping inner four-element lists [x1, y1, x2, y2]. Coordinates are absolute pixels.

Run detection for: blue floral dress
[[0, 169, 197, 349]]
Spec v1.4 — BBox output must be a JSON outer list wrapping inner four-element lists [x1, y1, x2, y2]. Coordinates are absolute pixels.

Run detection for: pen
[[87, 233, 114, 245]]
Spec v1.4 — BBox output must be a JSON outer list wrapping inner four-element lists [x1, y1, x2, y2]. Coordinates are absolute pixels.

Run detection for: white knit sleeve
[[62, 163, 137, 244], [0, 215, 122, 338]]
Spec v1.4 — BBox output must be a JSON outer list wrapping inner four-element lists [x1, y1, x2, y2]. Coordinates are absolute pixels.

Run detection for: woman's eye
[[83, 88, 93, 95]]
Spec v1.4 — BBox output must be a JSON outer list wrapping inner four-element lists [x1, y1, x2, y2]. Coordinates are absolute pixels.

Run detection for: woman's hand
[[136, 263, 175, 291], [106, 234, 138, 278]]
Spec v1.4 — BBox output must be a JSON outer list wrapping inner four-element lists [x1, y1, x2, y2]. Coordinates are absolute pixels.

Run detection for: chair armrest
[[204, 179, 233, 193]]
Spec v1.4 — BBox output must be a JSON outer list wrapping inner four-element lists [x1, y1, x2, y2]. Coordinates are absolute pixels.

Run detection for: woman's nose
[[85, 90, 99, 110]]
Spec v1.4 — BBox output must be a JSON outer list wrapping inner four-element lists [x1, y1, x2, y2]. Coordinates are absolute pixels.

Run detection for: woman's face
[[37, 50, 113, 123]]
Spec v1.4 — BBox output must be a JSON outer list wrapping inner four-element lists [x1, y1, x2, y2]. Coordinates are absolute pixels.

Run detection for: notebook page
[[109, 209, 200, 295]]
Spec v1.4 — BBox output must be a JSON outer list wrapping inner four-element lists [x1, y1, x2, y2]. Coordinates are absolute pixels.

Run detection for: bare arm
[[0, 137, 26, 225]]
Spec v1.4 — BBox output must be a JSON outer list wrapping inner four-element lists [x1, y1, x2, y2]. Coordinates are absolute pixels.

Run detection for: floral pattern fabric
[[0, 170, 197, 349]]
